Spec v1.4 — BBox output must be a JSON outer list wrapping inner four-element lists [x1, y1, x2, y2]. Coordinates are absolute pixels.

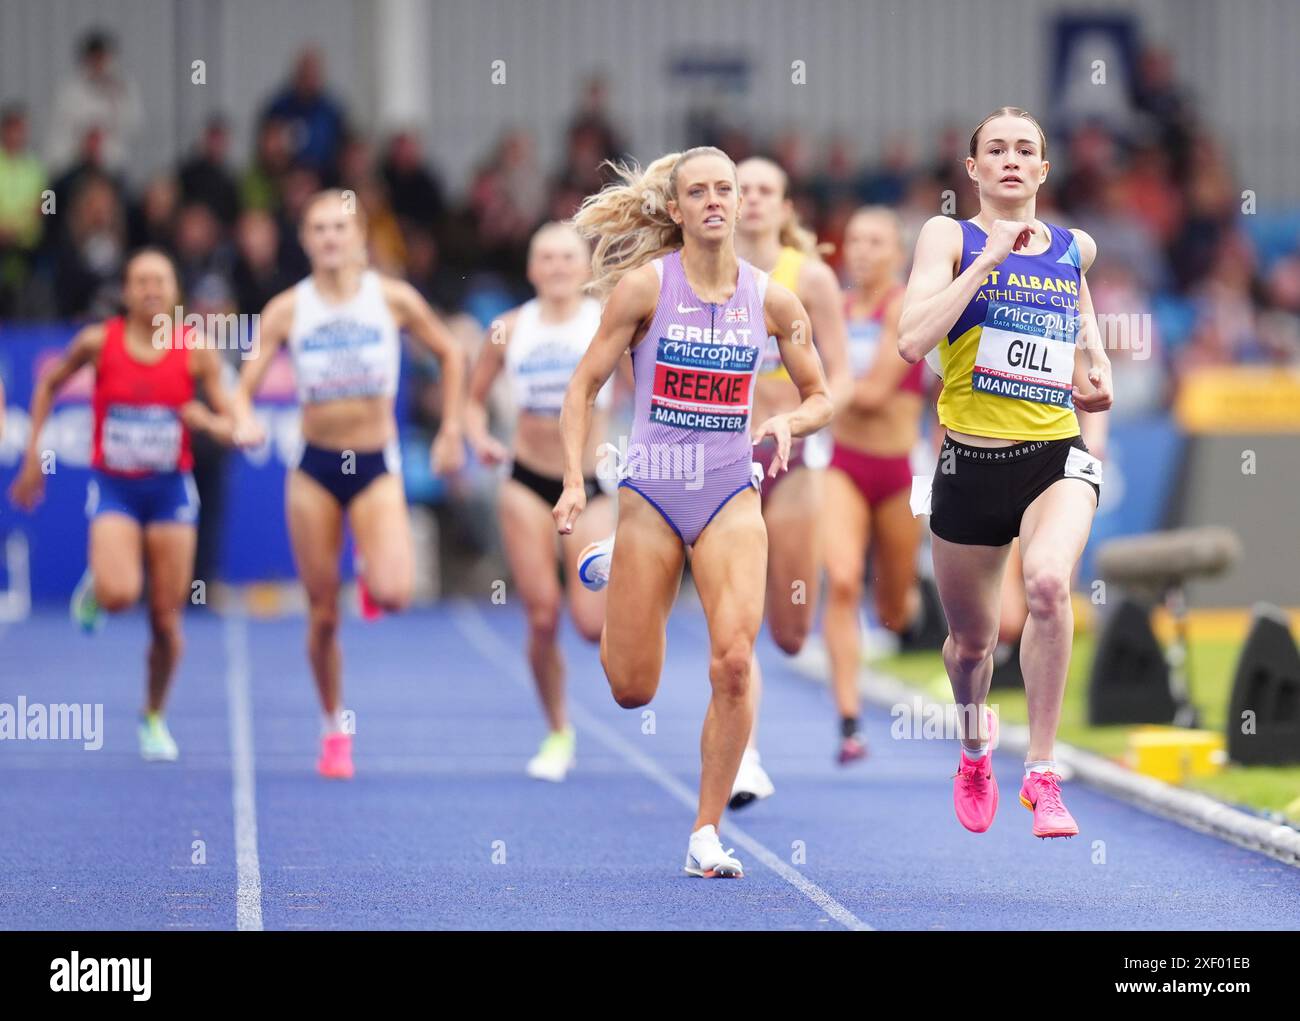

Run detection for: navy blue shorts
[[296, 441, 401, 507], [85, 470, 200, 526]]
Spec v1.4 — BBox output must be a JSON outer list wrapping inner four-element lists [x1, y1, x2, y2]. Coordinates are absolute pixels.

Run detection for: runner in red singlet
[[9, 248, 236, 761]]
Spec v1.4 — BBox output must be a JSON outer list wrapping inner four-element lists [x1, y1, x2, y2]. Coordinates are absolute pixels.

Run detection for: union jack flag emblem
[[723, 307, 748, 323]]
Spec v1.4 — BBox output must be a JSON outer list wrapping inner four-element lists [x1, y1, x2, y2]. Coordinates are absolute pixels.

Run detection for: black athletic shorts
[[509, 460, 601, 507], [928, 434, 1101, 547]]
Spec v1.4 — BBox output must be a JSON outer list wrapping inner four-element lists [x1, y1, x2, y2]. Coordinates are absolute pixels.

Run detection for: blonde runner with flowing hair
[[555, 147, 833, 877], [573, 147, 734, 298]]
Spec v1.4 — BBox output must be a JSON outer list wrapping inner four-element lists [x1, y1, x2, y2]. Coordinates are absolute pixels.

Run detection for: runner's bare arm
[[766, 281, 833, 438], [1078, 392, 1109, 457], [800, 257, 853, 413], [554, 264, 656, 532], [8, 324, 105, 509], [182, 347, 236, 444], [1072, 264, 1113, 416], [899, 216, 1023, 363], [24, 324, 104, 460], [233, 289, 294, 443], [465, 308, 517, 464], [852, 289, 915, 411], [615, 349, 635, 389], [387, 279, 466, 429], [385, 278, 467, 474]]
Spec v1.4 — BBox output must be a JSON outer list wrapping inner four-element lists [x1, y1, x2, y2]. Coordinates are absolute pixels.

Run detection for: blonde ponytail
[[777, 214, 824, 259], [572, 146, 736, 299]]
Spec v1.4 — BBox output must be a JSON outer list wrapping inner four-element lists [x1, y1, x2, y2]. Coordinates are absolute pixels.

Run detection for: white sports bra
[[288, 270, 401, 405], [504, 298, 610, 416]]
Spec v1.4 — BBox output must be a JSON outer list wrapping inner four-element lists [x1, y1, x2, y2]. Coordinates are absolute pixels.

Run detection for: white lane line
[[451, 602, 872, 932], [224, 610, 264, 932]]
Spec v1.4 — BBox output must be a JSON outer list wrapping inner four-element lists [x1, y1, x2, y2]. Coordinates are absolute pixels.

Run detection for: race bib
[[296, 318, 392, 403], [846, 321, 881, 378], [514, 341, 582, 417], [649, 337, 757, 432], [909, 474, 933, 517], [972, 301, 1076, 408], [102, 404, 182, 472], [802, 429, 833, 469]]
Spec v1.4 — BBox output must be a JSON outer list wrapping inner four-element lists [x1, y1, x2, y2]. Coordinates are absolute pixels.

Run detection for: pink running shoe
[[357, 577, 383, 621], [1018, 770, 1079, 838], [837, 733, 868, 765], [318, 733, 355, 780], [953, 706, 1000, 833]]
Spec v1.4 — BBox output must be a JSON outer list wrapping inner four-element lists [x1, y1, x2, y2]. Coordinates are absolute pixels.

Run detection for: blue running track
[[1, 603, 1297, 930]]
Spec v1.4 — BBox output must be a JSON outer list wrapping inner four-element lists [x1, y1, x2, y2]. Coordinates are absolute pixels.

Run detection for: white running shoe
[[577, 534, 614, 592], [525, 727, 576, 782], [683, 824, 744, 878], [728, 747, 775, 810], [70, 569, 105, 634], [138, 714, 179, 762]]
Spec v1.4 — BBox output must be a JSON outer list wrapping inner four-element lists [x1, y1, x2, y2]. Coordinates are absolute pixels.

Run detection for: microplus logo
[[50, 952, 151, 1001], [0, 698, 103, 750]]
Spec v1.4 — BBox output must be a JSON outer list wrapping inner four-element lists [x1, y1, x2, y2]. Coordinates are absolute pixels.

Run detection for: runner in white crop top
[[232, 189, 466, 782], [465, 222, 619, 784], [288, 268, 402, 405], [504, 296, 611, 416]]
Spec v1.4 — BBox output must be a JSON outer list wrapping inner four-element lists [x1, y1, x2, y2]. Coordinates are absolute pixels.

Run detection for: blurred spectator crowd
[[2, 30, 1298, 426]]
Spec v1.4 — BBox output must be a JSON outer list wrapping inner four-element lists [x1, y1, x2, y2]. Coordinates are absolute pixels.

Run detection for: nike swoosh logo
[[677, 303, 702, 314]]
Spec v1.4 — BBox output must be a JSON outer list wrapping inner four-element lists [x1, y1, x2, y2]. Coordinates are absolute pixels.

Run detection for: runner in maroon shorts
[[822, 207, 927, 762]]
